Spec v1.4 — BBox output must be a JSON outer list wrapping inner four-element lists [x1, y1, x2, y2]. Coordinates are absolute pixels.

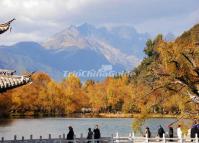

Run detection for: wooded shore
[[4, 113, 199, 119]]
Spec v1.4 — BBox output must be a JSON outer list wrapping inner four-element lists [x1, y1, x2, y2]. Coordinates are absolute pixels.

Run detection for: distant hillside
[[0, 42, 115, 80], [0, 42, 63, 79], [128, 23, 199, 114]]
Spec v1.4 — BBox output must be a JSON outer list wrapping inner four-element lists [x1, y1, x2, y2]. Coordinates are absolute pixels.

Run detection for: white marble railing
[[0, 132, 198, 143]]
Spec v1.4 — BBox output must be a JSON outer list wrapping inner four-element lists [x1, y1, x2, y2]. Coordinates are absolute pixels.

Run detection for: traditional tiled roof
[[0, 19, 32, 92], [0, 69, 32, 92]]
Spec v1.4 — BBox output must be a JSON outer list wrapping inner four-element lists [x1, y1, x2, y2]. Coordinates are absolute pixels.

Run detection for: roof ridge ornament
[[0, 18, 33, 93], [0, 18, 16, 34]]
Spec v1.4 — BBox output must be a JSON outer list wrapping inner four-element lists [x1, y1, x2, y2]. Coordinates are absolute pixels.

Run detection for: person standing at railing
[[177, 125, 182, 139], [195, 120, 199, 137], [191, 120, 199, 142], [87, 128, 93, 143], [93, 125, 101, 143], [67, 126, 75, 143], [168, 126, 174, 141], [191, 123, 197, 142], [157, 125, 165, 138], [145, 127, 151, 138]]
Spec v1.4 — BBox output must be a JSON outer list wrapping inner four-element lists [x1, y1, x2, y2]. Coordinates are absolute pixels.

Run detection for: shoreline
[[99, 113, 199, 119], [3, 113, 199, 119]]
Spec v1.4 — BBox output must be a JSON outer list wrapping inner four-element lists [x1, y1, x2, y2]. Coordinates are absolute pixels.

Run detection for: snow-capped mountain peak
[[42, 23, 149, 69]]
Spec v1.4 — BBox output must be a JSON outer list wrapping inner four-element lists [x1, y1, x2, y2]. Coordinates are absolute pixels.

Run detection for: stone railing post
[[116, 132, 119, 143], [48, 134, 51, 143], [14, 135, 17, 142], [30, 135, 33, 140], [39, 135, 42, 143], [180, 134, 183, 143], [145, 133, 148, 143], [59, 135, 62, 143], [128, 133, 132, 143], [80, 133, 83, 143], [92, 134, 94, 143], [111, 134, 114, 143], [48, 134, 51, 140], [163, 133, 166, 143], [74, 134, 76, 143], [196, 133, 198, 143], [132, 132, 134, 143]]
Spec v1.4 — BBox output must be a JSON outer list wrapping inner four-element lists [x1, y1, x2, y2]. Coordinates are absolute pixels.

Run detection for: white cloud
[[0, 0, 198, 44], [135, 8, 199, 36], [0, 32, 43, 45]]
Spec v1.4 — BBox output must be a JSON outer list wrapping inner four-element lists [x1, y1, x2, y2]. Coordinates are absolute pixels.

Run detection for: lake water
[[0, 118, 192, 140]]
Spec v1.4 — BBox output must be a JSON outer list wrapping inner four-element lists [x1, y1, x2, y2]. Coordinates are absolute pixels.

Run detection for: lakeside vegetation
[[0, 24, 199, 119]]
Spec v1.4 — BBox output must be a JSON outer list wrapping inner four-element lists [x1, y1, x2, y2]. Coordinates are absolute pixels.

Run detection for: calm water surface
[[0, 118, 192, 140]]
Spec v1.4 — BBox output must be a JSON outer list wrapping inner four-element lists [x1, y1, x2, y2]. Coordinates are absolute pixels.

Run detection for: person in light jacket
[[177, 125, 182, 139]]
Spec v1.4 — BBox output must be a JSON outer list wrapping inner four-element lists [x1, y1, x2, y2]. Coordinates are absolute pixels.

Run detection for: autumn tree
[[0, 92, 12, 117]]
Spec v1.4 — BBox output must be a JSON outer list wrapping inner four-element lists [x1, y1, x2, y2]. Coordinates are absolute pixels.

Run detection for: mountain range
[[0, 23, 150, 80]]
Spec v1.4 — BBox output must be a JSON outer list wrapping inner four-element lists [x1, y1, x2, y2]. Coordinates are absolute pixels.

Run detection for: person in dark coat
[[87, 128, 93, 143], [191, 123, 199, 142], [191, 124, 196, 141], [158, 125, 165, 138], [145, 127, 151, 138], [191, 119, 199, 140], [168, 126, 173, 141], [67, 126, 74, 143], [197, 124, 199, 137], [93, 125, 101, 143]]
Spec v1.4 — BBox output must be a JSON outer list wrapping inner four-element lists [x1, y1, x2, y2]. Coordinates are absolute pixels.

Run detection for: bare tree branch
[[181, 52, 196, 67]]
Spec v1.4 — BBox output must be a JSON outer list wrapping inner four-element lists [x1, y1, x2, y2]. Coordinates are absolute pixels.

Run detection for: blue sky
[[0, 0, 199, 44]]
